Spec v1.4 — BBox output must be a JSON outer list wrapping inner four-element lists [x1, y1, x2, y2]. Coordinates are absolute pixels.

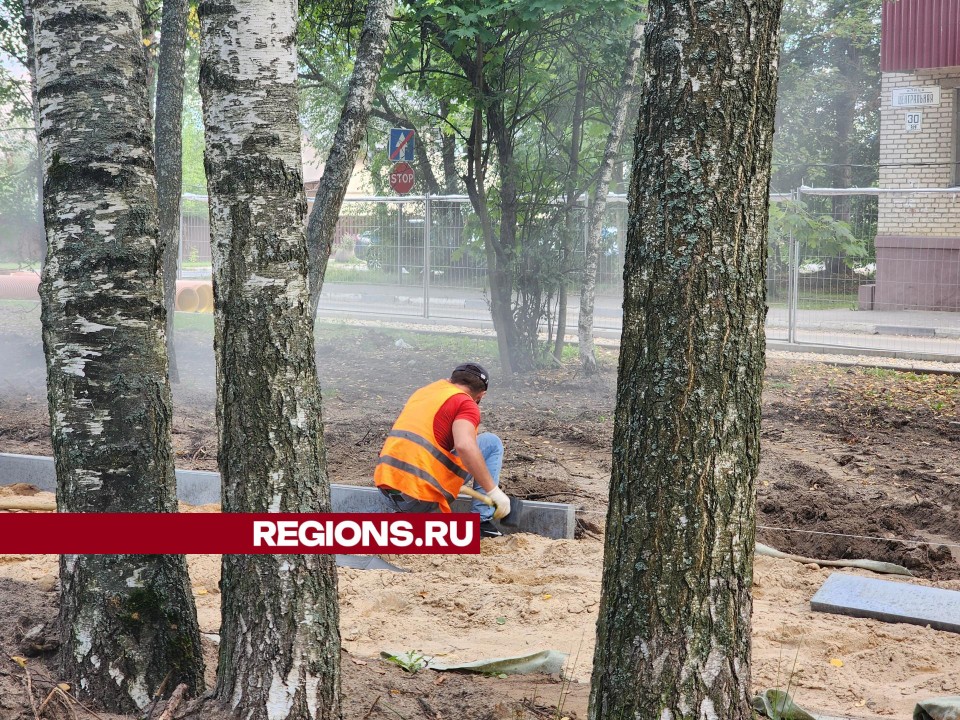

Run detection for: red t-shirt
[[433, 392, 480, 451]]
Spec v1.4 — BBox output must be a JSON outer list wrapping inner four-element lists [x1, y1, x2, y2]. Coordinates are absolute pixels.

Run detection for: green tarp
[[756, 542, 913, 576], [752, 689, 817, 720], [914, 696, 960, 720], [381, 649, 568, 676]]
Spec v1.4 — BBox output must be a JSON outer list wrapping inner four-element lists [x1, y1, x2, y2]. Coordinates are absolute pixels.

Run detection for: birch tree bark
[[577, 19, 643, 375], [306, 0, 393, 317], [32, 0, 203, 711], [155, 0, 188, 383], [198, 1, 341, 717], [588, 0, 782, 716]]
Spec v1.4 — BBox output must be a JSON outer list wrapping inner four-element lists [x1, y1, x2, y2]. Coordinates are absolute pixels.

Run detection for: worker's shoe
[[479, 520, 503, 538]]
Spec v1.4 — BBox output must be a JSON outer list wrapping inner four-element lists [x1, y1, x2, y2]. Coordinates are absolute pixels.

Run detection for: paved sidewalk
[[314, 282, 960, 359]]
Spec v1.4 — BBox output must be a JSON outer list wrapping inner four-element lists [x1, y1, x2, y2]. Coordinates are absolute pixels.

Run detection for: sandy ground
[[3, 489, 960, 719]]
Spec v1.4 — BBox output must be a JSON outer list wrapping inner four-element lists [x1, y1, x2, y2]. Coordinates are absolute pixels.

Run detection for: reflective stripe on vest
[[387, 429, 472, 482], [374, 380, 474, 512], [378, 455, 457, 505]]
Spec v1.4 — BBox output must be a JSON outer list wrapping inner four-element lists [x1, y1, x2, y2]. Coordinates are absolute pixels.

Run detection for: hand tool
[[458, 485, 525, 528]]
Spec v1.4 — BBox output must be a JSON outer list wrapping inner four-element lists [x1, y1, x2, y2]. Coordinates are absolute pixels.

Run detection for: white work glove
[[487, 487, 511, 520]]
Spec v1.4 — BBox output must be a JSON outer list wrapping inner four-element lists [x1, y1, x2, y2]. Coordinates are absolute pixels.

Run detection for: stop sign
[[389, 162, 415, 194]]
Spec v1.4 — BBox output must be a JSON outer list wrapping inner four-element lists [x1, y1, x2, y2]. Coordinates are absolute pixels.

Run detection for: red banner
[[0, 513, 480, 554]]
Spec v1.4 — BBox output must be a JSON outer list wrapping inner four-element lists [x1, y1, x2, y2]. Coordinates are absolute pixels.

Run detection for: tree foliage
[[0, 129, 41, 263], [331, 0, 643, 372], [0, 0, 32, 121], [769, 199, 866, 262], [296, 1, 645, 372], [772, 0, 881, 190]]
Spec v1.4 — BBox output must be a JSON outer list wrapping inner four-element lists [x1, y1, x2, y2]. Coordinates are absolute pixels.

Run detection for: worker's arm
[[452, 419, 495, 491], [452, 419, 510, 519]]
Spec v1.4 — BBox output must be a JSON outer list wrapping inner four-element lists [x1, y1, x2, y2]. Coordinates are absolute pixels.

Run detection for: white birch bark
[[32, 0, 202, 710], [577, 19, 644, 375], [198, 1, 341, 717]]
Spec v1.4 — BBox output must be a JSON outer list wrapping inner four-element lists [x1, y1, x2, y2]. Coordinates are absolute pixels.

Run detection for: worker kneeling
[[375, 363, 510, 538]]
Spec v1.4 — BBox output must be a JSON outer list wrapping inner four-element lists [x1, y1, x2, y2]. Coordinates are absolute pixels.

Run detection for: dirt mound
[[502, 470, 591, 504], [0, 483, 41, 497], [758, 456, 959, 578]]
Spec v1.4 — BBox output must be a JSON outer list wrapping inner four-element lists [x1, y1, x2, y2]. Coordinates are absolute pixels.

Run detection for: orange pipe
[[176, 286, 200, 312], [0, 273, 215, 314], [195, 283, 213, 313], [175, 279, 213, 313], [0, 271, 40, 300]]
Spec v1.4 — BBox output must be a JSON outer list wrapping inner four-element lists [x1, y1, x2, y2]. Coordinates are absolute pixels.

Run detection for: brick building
[[871, 0, 960, 311]]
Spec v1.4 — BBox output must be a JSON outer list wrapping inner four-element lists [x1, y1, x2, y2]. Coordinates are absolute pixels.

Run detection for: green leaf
[[379, 650, 430, 674]]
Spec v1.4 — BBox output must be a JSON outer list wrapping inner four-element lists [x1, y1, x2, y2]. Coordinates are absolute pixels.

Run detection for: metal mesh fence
[[775, 187, 960, 358], [180, 198, 211, 275], [4, 151, 957, 360], [428, 198, 486, 290], [164, 190, 960, 361], [317, 196, 493, 322], [316, 197, 427, 319]]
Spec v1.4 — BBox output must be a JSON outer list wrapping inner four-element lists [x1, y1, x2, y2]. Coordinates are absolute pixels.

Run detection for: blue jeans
[[472, 432, 503, 522], [380, 432, 503, 520]]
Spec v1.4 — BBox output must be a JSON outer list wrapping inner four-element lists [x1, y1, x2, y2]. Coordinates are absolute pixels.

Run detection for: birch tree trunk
[[588, 0, 782, 716], [307, 0, 393, 317], [577, 20, 643, 375], [155, 0, 188, 383], [140, 0, 158, 107], [33, 0, 203, 711], [198, 1, 341, 717]]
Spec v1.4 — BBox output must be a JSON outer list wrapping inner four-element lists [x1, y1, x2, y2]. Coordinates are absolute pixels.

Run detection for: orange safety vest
[[374, 379, 475, 513]]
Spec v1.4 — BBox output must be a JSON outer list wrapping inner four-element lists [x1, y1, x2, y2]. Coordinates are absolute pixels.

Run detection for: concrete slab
[[811, 572, 960, 634], [335, 555, 406, 572], [0, 452, 55, 492], [0, 452, 576, 539], [450, 495, 576, 540], [334, 484, 576, 540], [176, 468, 220, 505]]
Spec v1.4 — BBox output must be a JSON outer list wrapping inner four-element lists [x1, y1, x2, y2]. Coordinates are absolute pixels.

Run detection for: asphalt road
[[315, 281, 960, 360]]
